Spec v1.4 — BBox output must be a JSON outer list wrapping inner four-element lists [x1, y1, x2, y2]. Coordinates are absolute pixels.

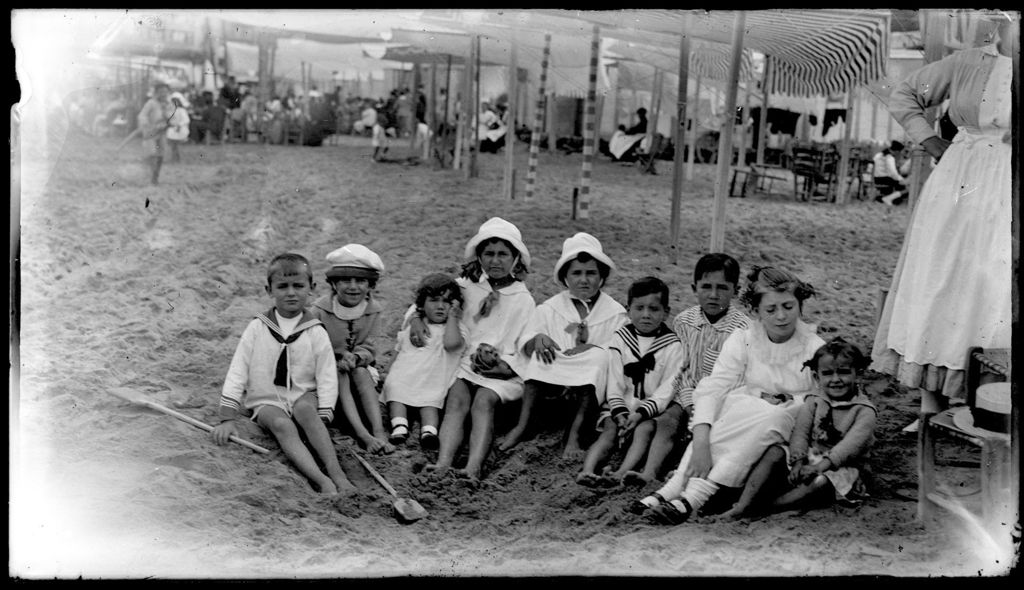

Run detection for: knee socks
[[667, 477, 720, 515]]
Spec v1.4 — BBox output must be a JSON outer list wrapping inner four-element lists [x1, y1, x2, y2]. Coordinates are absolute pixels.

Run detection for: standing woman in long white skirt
[[872, 13, 1016, 419]]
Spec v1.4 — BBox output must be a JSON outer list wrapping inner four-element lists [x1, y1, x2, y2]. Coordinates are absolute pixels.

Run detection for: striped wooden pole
[[524, 34, 552, 202], [577, 24, 600, 220]]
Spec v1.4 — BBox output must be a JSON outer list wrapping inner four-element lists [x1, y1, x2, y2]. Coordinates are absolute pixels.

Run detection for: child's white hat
[[464, 217, 531, 269], [553, 232, 615, 286], [325, 244, 385, 281]]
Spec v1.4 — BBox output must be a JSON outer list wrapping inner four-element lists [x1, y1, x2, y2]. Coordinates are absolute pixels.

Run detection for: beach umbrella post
[[670, 25, 690, 264], [524, 33, 551, 201], [756, 56, 771, 166], [504, 37, 518, 199], [685, 73, 700, 180], [576, 24, 600, 220], [710, 10, 746, 253]]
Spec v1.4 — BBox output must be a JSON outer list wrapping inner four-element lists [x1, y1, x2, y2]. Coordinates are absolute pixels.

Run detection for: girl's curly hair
[[414, 273, 463, 309], [802, 336, 869, 373], [739, 265, 816, 311]]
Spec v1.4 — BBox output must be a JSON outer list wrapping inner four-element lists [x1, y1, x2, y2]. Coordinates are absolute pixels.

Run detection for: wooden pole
[[756, 56, 770, 165], [612, 65, 621, 130], [834, 89, 855, 204], [426, 60, 436, 160], [709, 11, 746, 253], [670, 25, 691, 265], [646, 68, 663, 160], [577, 24, 600, 220], [738, 77, 751, 166], [685, 73, 701, 181], [409, 62, 420, 155], [504, 38, 519, 199], [469, 34, 481, 179], [525, 33, 552, 201]]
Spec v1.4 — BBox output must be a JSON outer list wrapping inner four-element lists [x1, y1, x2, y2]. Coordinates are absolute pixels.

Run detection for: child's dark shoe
[[420, 431, 439, 451], [389, 424, 409, 445]]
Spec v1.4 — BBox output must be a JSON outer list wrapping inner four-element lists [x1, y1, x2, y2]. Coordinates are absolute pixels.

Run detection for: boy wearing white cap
[[310, 244, 394, 455], [417, 217, 536, 481], [499, 232, 628, 459]]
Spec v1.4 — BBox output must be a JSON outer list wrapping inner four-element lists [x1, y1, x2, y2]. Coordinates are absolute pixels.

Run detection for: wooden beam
[[756, 56, 770, 165], [834, 88, 855, 204], [504, 38, 518, 199], [576, 24, 600, 220], [686, 73, 701, 181], [709, 11, 746, 253], [525, 33, 552, 201], [670, 24, 691, 265]]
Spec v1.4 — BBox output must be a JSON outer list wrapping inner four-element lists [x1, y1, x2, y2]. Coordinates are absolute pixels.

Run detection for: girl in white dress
[[420, 218, 537, 480], [632, 266, 824, 524], [499, 232, 628, 458], [381, 273, 467, 450]]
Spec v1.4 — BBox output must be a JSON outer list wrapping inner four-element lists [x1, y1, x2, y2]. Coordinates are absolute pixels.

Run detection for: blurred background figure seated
[[872, 140, 911, 206]]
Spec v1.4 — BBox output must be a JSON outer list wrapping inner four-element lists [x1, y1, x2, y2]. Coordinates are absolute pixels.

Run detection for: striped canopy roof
[[548, 9, 890, 97]]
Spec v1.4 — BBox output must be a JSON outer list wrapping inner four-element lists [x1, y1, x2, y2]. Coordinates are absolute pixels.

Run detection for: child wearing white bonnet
[[310, 244, 394, 454], [499, 232, 628, 457]]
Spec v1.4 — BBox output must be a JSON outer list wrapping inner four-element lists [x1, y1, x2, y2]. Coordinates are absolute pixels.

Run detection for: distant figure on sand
[[138, 81, 173, 185], [576, 276, 683, 487], [621, 253, 750, 487], [310, 244, 394, 455], [214, 253, 354, 495], [728, 337, 877, 520], [417, 217, 536, 481], [871, 140, 909, 206], [632, 266, 823, 524], [166, 92, 191, 163], [500, 232, 628, 458], [381, 273, 467, 450]]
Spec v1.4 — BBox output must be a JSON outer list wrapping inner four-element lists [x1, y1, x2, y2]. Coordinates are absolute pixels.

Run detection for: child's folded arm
[[825, 407, 878, 467], [786, 398, 819, 464]]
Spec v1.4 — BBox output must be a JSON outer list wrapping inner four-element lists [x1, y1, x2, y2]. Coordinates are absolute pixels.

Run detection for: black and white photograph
[[9, 8, 1019, 579]]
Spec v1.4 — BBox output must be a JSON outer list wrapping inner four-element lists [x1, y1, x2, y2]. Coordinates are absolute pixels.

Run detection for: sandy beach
[[10, 129, 1016, 579]]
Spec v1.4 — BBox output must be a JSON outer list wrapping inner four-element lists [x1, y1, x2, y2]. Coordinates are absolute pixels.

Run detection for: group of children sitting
[[214, 217, 877, 522]]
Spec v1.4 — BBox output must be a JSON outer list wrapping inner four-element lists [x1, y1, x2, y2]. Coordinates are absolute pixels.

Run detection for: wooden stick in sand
[[107, 388, 271, 454]]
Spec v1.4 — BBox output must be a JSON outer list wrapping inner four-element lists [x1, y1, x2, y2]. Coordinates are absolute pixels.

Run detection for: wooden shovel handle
[[350, 451, 399, 497], [113, 391, 271, 455]]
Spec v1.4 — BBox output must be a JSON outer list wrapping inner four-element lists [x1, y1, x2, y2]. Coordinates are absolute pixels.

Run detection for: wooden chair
[[635, 134, 664, 175], [918, 348, 1011, 539], [790, 146, 838, 202]]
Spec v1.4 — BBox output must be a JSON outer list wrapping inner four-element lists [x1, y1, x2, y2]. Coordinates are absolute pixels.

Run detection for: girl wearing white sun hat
[[498, 232, 628, 458], [419, 217, 537, 481]]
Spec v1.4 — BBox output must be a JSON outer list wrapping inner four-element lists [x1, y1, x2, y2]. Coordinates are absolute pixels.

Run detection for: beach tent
[[381, 10, 889, 250]]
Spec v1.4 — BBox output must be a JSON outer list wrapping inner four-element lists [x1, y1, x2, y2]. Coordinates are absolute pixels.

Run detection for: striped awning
[[539, 9, 890, 97], [606, 38, 756, 83]]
